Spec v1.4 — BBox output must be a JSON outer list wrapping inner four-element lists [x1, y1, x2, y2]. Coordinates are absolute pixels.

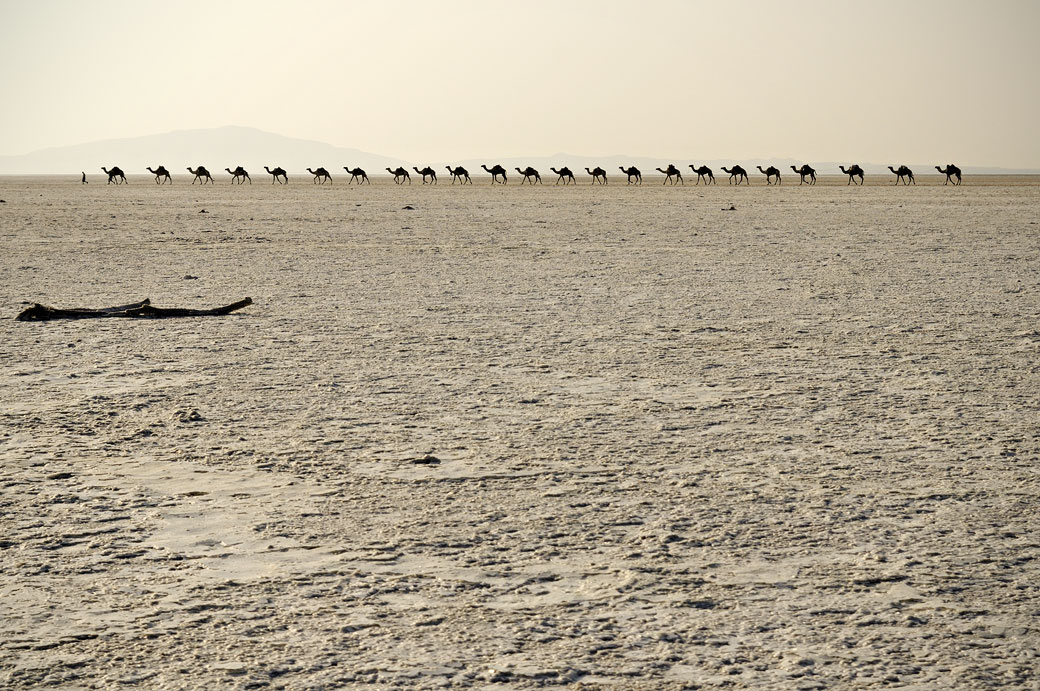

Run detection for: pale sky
[[2, 0, 1037, 167]]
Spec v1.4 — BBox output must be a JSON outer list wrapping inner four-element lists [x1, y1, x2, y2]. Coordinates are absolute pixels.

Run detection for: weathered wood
[[16, 299, 151, 321], [16, 298, 252, 322]]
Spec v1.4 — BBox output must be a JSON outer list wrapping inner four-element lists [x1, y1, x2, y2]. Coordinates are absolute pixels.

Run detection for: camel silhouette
[[721, 166, 749, 185], [791, 165, 816, 185], [935, 164, 962, 185], [225, 166, 251, 184], [264, 166, 288, 184], [585, 167, 607, 184], [102, 166, 127, 185], [413, 166, 437, 184], [387, 167, 411, 184], [839, 165, 865, 185], [619, 166, 642, 185], [656, 164, 684, 185], [446, 166, 472, 184], [307, 167, 332, 184], [550, 167, 575, 185], [344, 167, 370, 184], [516, 167, 542, 185], [187, 166, 213, 184], [689, 165, 715, 185], [147, 166, 172, 185], [757, 165, 782, 185], [481, 164, 508, 184], [888, 165, 915, 185]]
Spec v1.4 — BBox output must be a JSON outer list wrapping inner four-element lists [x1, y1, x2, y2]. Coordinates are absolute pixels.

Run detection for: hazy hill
[[0, 127, 1035, 177], [0, 126, 409, 177]]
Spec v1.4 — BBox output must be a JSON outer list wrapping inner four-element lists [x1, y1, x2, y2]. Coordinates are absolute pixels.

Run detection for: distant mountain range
[[1, 126, 1036, 177], [0, 127, 409, 177]]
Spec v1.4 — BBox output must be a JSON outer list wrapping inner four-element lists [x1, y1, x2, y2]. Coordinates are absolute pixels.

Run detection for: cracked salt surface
[[1, 175, 1038, 688]]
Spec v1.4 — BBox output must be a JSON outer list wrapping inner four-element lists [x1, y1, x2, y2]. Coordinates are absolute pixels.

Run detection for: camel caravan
[[93, 163, 964, 186]]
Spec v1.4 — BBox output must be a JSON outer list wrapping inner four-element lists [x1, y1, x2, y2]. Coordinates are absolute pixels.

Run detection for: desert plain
[[1, 174, 1038, 689]]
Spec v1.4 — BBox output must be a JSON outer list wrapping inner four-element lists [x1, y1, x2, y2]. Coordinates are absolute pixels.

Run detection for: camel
[[387, 167, 411, 184], [225, 166, 251, 184], [413, 166, 437, 184], [550, 167, 576, 185], [446, 166, 472, 184], [935, 164, 962, 185], [516, 167, 542, 185], [186, 166, 213, 184], [481, 164, 508, 184], [146, 166, 172, 185], [791, 165, 816, 185], [656, 164, 684, 185], [838, 165, 865, 185], [585, 167, 607, 184], [102, 166, 127, 185], [264, 166, 288, 184], [757, 165, 782, 185], [689, 165, 715, 185], [721, 166, 749, 185], [619, 166, 642, 185], [307, 167, 332, 184], [344, 167, 369, 184], [888, 165, 915, 185]]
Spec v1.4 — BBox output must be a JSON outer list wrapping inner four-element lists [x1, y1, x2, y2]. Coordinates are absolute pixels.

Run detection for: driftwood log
[[16, 297, 252, 322]]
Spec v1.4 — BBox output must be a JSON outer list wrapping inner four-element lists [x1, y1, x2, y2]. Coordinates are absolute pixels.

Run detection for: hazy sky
[[2, 1, 1037, 166]]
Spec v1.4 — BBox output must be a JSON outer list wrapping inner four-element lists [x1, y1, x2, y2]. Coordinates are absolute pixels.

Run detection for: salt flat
[[1, 175, 1038, 689]]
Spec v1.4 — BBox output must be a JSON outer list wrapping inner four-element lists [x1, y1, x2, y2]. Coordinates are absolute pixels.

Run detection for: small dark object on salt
[[723, 205, 736, 211], [410, 455, 440, 465], [402, 205, 415, 210], [199, 209, 208, 213], [16, 297, 252, 321]]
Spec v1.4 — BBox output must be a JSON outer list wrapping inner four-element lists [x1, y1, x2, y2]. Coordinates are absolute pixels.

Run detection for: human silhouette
[[81, 171, 87, 184]]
